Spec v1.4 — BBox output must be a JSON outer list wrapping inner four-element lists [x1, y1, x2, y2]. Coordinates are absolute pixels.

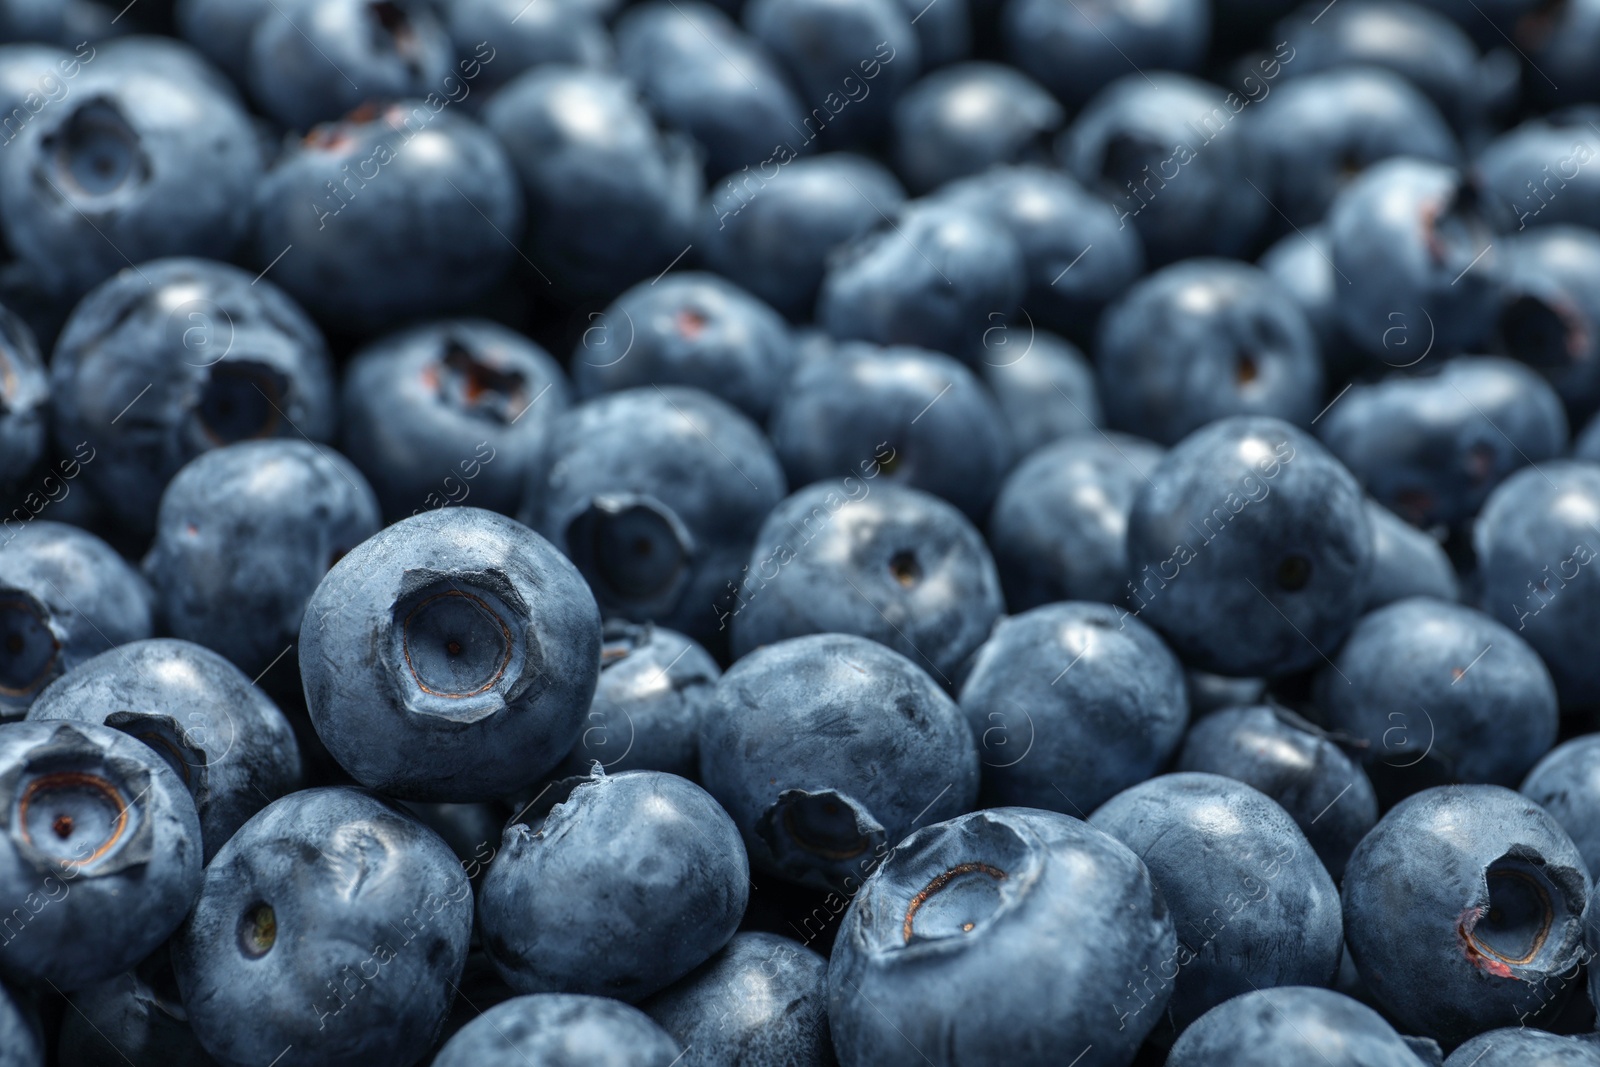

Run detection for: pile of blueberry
[[9, 0, 1600, 1064]]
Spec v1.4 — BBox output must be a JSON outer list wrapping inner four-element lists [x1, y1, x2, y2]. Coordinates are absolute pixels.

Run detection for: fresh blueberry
[[1472, 460, 1600, 709], [172, 786, 472, 1067], [483, 66, 700, 300], [339, 318, 570, 522], [928, 164, 1145, 344], [253, 101, 524, 334], [0, 979, 40, 1067], [1168, 985, 1431, 1067], [1003, 0, 1209, 106], [0, 720, 202, 989], [299, 507, 602, 800], [1510, 0, 1600, 108], [142, 440, 381, 681], [91, 35, 243, 105], [960, 601, 1189, 814], [1445, 1029, 1600, 1066], [1059, 72, 1268, 265], [979, 330, 1104, 454], [699, 634, 978, 891], [1098, 258, 1323, 444], [1342, 784, 1590, 1044], [521, 387, 784, 648], [1328, 158, 1502, 360], [1316, 357, 1567, 528], [641, 932, 831, 1067], [700, 152, 906, 321], [56, 946, 213, 1067], [1364, 498, 1460, 610], [1521, 736, 1600, 880], [827, 807, 1177, 1066], [817, 199, 1026, 366], [479, 769, 747, 1001], [26, 638, 302, 862], [768, 342, 1010, 519], [1124, 416, 1372, 677], [1089, 772, 1344, 1036], [1474, 109, 1600, 232], [988, 432, 1164, 610], [49, 257, 335, 539], [1176, 705, 1378, 880], [555, 621, 719, 780], [1315, 597, 1558, 797], [1257, 226, 1365, 384], [728, 482, 1003, 682], [0, 521, 152, 720], [617, 2, 807, 181], [574, 272, 795, 424], [443, 0, 613, 98], [245, 0, 452, 130], [173, 0, 272, 73], [888, 62, 1062, 194], [0, 305, 46, 492], [1186, 669, 1268, 715], [433, 994, 682, 1067], [1498, 225, 1600, 420]]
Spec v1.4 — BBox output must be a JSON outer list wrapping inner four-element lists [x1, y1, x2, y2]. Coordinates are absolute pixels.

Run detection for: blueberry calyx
[[565, 494, 695, 612], [758, 788, 886, 883], [1456, 850, 1586, 981], [42, 98, 150, 204], [0, 590, 60, 696]]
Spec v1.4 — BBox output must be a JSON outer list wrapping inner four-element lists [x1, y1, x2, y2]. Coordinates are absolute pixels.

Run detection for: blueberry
[[1474, 110, 1600, 232], [827, 807, 1176, 1066], [1098, 258, 1323, 444], [521, 387, 784, 647], [0, 978, 41, 1066], [0, 305, 47, 491], [1328, 158, 1502, 360], [1186, 669, 1268, 716], [1089, 772, 1344, 1036], [574, 272, 796, 423], [1521, 736, 1600, 879], [978, 331, 1104, 454], [142, 440, 381, 682], [1364, 499, 1460, 610], [897, 0, 969, 65], [299, 507, 601, 801], [1512, 0, 1600, 108], [433, 993, 682, 1066], [1124, 415, 1372, 677], [1342, 785, 1590, 1044], [49, 257, 335, 539], [0, 521, 152, 720], [699, 634, 978, 891], [988, 432, 1164, 610], [56, 946, 213, 1067], [93, 35, 244, 104], [817, 200, 1026, 366], [173, 0, 272, 73], [1168, 985, 1430, 1067], [641, 932, 832, 1067], [245, 0, 453, 130], [1498, 225, 1600, 420], [443, 0, 613, 98], [1445, 1029, 1600, 1066], [1003, 0, 1209, 106], [1257, 226, 1365, 385], [172, 786, 472, 1067], [729, 482, 1003, 682], [889, 62, 1062, 194], [768, 342, 1011, 519], [483, 66, 700, 301], [27, 638, 303, 862], [1176, 705, 1378, 880], [555, 621, 719, 780], [478, 770, 747, 1001], [1473, 460, 1600, 709], [339, 319, 571, 522], [253, 102, 524, 334], [0, 720, 202, 989], [700, 153, 906, 321]]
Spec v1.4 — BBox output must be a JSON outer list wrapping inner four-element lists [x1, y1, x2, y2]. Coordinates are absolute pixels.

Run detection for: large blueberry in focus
[[0, 721, 201, 989], [1364, 499, 1460, 611], [768, 342, 1011, 519], [1089, 773, 1344, 1036], [1497, 225, 1600, 421], [479, 770, 747, 1001], [1176, 705, 1378, 881], [173, 787, 472, 1067], [1003, 0, 1209, 107], [699, 634, 978, 892], [27, 638, 301, 863], [1316, 598, 1558, 796], [988, 433, 1164, 610], [729, 482, 1003, 682], [980, 331, 1105, 455], [521, 387, 784, 647], [889, 62, 1063, 194], [642, 933, 832, 1067], [1343, 785, 1590, 1044], [960, 602, 1188, 814], [1097, 258, 1323, 445], [142, 441, 381, 682], [828, 807, 1176, 1066], [299, 507, 601, 801], [1445, 1029, 1600, 1066], [1522, 736, 1600, 880], [0, 522, 153, 720], [1124, 416, 1372, 677], [49, 258, 335, 538], [1168, 986, 1430, 1067], [434, 994, 682, 1066], [339, 320, 570, 522]]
